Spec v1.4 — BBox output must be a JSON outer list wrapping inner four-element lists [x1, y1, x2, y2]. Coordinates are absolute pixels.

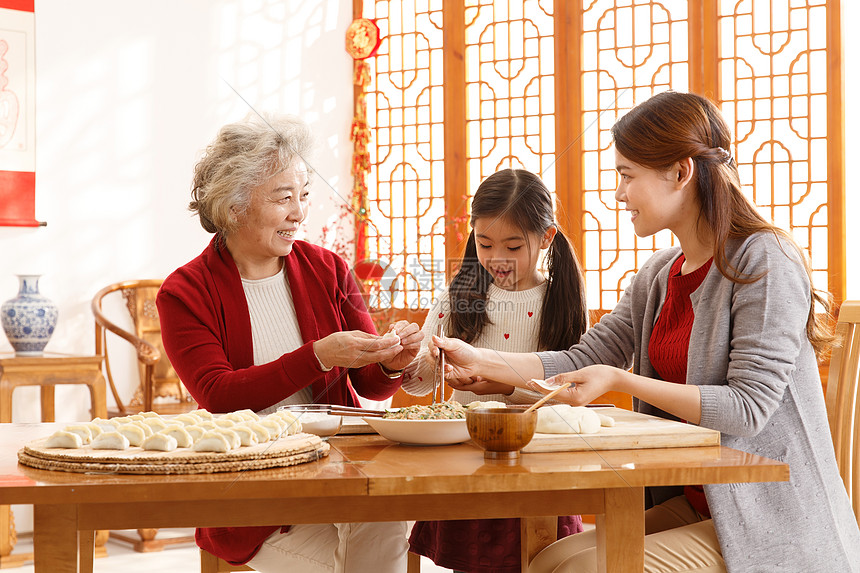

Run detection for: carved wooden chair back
[[826, 300, 860, 525]]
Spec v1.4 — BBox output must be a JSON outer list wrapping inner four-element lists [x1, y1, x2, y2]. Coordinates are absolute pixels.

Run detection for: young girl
[[401, 168, 588, 573], [432, 92, 860, 572]]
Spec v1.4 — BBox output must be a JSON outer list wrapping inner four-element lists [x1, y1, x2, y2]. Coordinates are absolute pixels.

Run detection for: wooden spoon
[[523, 382, 572, 414]]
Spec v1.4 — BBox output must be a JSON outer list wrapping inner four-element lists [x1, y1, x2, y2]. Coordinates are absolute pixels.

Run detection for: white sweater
[[401, 282, 548, 405]]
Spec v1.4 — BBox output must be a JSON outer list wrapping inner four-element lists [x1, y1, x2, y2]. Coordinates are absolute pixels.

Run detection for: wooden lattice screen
[[357, 0, 844, 323]]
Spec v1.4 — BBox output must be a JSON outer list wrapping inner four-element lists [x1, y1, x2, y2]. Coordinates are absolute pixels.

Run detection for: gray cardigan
[[538, 232, 860, 572]]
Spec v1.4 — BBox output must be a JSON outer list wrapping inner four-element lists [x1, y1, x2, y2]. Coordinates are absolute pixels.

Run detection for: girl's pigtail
[[540, 229, 588, 351]]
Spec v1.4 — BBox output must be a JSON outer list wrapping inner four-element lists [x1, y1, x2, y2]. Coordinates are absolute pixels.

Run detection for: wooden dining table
[[0, 421, 789, 573]]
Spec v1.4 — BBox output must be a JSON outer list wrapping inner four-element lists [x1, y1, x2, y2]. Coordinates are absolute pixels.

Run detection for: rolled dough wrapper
[[91, 431, 130, 450], [536, 404, 601, 434]]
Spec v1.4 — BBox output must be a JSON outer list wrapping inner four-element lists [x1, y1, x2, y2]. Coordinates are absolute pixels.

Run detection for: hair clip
[[716, 147, 733, 164]]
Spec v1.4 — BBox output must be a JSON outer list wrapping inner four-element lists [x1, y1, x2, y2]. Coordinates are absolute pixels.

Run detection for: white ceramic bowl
[[363, 417, 470, 446]]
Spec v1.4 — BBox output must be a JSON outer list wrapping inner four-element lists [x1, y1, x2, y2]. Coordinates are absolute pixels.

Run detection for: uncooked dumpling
[[63, 424, 94, 444], [215, 428, 241, 449], [191, 409, 214, 421], [184, 425, 206, 442], [91, 431, 130, 450], [232, 425, 259, 447], [117, 423, 146, 446], [141, 417, 169, 432], [174, 413, 202, 426], [45, 430, 83, 449], [161, 426, 194, 448], [243, 421, 272, 443], [535, 405, 601, 434], [143, 433, 178, 452], [192, 431, 231, 453]]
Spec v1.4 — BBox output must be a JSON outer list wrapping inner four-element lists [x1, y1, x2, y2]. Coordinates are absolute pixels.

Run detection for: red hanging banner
[[0, 0, 39, 227]]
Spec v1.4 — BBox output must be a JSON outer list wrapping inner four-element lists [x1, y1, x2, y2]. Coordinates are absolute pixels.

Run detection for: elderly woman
[[156, 114, 420, 572]]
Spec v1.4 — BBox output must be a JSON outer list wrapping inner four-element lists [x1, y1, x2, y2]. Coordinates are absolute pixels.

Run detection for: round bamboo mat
[[18, 433, 330, 475]]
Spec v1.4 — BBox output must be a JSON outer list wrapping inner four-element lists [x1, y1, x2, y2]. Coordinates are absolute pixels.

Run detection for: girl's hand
[[379, 321, 423, 372], [430, 335, 483, 381], [313, 330, 403, 369], [448, 376, 515, 396], [527, 365, 623, 406]]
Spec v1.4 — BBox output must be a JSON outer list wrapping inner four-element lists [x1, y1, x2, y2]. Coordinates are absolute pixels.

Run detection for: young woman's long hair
[[611, 91, 833, 357], [447, 169, 588, 351]]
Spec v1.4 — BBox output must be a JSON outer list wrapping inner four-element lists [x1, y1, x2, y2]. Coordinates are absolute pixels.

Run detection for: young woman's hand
[[430, 335, 484, 381], [447, 376, 515, 396], [379, 320, 423, 372], [528, 365, 623, 406]]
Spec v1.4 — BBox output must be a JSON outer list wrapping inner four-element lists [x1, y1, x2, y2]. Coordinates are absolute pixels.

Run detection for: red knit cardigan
[[156, 236, 403, 564]]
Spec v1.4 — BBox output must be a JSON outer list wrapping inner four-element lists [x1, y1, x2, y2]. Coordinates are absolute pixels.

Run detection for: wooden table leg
[[79, 530, 95, 573], [39, 386, 56, 423], [595, 487, 645, 573], [521, 516, 557, 570], [34, 504, 78, 573]]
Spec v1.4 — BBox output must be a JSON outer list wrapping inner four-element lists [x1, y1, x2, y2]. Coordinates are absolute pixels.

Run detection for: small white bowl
[[363, 417, 470, 446], [294, 412, 342, 437]]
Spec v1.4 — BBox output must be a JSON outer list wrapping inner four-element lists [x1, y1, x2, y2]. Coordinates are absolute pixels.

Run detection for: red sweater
[[649, 254, 712, 518], [156, 237, 403, 564]]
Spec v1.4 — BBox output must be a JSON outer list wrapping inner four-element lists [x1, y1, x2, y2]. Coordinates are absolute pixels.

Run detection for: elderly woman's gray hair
[[189, 114, 315, 234]]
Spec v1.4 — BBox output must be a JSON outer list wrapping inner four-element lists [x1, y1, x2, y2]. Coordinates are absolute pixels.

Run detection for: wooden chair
[[825, 300, 860, 525], [92, 280, 197, 552], [92, 279, 196, 415]]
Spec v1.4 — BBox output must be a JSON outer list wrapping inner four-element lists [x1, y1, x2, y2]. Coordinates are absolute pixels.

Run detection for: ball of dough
[[535, 405, 601, 434]]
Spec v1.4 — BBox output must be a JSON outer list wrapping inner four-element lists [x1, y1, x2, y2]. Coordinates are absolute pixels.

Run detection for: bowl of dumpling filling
[[364, 402, 470, 445]]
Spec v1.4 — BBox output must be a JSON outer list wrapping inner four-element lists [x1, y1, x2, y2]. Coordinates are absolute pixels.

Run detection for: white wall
[[0, 0, 356, 422]]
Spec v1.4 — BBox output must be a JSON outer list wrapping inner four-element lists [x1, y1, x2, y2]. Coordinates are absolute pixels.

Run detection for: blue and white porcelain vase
[[1, 275, 59, 356]]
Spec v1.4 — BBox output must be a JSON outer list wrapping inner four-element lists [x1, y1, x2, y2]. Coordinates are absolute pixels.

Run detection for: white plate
[[363, 417, 470, 446]]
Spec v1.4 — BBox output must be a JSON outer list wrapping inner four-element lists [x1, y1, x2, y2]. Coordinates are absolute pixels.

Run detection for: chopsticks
[[523, 382, 573, 414], [280, 404, 387, 418], [433, 324, 446, 404]]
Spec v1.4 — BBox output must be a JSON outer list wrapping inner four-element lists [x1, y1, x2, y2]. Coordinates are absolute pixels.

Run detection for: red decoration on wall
[[0, 0, 39, 227], [347, 18, 380, 263]]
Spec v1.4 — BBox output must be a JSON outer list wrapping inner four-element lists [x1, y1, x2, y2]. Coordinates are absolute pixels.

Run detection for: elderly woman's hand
[[379, 320, 422, 372], [313, 331, 404, 370]]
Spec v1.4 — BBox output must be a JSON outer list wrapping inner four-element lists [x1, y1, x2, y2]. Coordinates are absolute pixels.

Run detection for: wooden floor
[[3, 530, 454, 572]]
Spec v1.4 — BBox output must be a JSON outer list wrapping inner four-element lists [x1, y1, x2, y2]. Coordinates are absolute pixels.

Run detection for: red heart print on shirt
[[504, 333, 510, 339], [528, 312, 533, 317]]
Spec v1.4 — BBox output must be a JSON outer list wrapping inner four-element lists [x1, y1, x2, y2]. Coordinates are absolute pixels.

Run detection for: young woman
[[430, 92, 860, 572], [401, 168, 588, 573]]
